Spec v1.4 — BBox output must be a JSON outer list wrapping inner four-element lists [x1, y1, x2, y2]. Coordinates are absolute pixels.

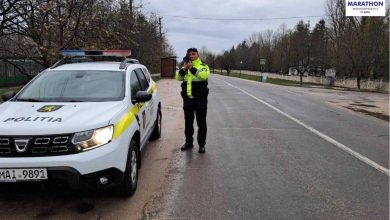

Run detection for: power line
[[165, 15, 324, 21]]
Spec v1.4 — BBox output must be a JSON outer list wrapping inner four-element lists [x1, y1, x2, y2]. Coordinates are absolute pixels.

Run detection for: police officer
[[176, 48, 210, 153]]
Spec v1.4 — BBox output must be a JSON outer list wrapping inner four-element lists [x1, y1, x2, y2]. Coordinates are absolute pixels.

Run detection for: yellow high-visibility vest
[[175, 58, 210, 98]]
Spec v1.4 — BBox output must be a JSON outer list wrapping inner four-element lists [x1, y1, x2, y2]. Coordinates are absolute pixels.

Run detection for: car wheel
[[149, 107, 161, 140], [117, 139, 138, 197]]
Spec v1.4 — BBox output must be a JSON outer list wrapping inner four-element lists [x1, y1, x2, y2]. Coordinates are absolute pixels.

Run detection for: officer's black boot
[[180, 143, 193, 151], [198, 145, 205, 154]]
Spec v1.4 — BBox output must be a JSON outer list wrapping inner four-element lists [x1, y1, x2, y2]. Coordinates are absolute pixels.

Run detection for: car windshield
[[15, 70, 125, 102]]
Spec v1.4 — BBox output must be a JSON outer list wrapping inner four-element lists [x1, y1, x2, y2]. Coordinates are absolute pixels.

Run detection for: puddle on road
[[345, 106, 389, 121], [349, 103, 377, 108]]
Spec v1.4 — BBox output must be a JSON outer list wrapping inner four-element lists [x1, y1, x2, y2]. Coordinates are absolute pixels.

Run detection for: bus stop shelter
[[161, 56, 177, 78]]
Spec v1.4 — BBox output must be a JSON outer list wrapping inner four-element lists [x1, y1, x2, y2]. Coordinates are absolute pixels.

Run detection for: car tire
[[117, 139, 138, 197], [149, 107, 161, 140]]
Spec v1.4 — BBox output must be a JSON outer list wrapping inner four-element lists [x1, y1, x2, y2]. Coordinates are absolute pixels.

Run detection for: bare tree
[[0, 0, 174, 76], [0, 0, 27, 37], [0, 0, 92, 68], [290, 20, 311, 85], [310, 19, 328, 75], [326, 0, 389, 88], [199, 45, 211, 61]]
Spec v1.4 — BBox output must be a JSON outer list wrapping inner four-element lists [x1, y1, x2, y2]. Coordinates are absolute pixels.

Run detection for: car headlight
[[72, 125, 114, 151]]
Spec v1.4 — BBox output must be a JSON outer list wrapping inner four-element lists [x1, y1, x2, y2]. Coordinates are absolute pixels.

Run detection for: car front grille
[[0, 134, 77, 157]]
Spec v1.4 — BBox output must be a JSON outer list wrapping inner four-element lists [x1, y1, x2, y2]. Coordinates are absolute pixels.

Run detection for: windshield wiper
[[15, 98, 45, 102]]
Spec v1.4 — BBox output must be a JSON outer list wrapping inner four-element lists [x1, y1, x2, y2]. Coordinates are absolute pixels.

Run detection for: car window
[[16, 70, 125, 102], [142, 68, 151, 83], [130, 70, 142, 99], [135, 68, 149, 90]]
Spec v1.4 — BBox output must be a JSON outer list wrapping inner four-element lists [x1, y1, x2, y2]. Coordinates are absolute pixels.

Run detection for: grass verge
[[213, 71, 388, 93], [152, 76, 161, 82], [213, 71, 323, 87], [0, 86, 22, 98]]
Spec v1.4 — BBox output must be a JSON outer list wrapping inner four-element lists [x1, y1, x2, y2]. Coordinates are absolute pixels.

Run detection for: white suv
[[0, 50, 162, 196]]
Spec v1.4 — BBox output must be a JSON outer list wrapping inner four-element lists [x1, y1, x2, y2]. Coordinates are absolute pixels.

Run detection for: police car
[[0, 50, 162, 196]]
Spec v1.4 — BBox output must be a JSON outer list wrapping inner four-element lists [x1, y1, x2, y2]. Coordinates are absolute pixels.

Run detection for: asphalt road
[[157, 74, 389, 219], [0, 76, 387, 220]]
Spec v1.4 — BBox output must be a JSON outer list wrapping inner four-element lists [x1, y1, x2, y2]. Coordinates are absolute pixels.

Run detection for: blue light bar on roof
[[61, 49, 131, 57], [61, 50, 85, 56]]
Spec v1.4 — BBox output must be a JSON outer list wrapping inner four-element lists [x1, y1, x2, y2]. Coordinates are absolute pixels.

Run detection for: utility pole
[[212, 56, 215, 74], [158, 17, 162, 39], [129, 0, 133, 17], [240, 60, 243, 77]]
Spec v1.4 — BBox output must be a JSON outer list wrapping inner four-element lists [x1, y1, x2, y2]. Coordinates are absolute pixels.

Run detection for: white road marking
[[214, 127, 300, 131], [218, 78, 390, 176]]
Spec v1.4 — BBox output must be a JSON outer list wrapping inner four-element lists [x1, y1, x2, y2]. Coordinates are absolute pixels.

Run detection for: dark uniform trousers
[[181, 81, 209, 147]]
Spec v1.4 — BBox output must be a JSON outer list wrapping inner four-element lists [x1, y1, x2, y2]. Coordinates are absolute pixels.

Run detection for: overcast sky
[[144, 0, 328, 58]]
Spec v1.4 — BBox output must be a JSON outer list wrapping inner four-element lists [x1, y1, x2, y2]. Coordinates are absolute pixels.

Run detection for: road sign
[[260, 59, 266, 65]]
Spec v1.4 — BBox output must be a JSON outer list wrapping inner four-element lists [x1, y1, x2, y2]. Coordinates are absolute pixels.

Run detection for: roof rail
[[119, 58, 140, 69]]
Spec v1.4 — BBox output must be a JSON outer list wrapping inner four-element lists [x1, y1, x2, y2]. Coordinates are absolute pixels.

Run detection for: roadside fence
[[216, 69, 389, 92]]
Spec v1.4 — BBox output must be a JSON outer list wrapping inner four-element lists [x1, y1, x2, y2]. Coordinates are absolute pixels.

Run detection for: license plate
[[0, 168, 48, 182]]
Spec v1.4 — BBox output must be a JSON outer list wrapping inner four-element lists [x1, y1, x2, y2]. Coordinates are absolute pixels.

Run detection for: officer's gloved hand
[[179, 68, 186, 76]]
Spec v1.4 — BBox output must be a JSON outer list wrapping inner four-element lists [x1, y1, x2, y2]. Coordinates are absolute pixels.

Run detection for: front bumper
[[0, 167, 125, 190], [0, 137, 130, 188], [48, 166, 125, 189]]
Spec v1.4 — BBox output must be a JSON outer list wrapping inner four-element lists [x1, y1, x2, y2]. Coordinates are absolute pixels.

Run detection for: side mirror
[[132, 91, 152, 103], [1, 91, 16, 102]]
